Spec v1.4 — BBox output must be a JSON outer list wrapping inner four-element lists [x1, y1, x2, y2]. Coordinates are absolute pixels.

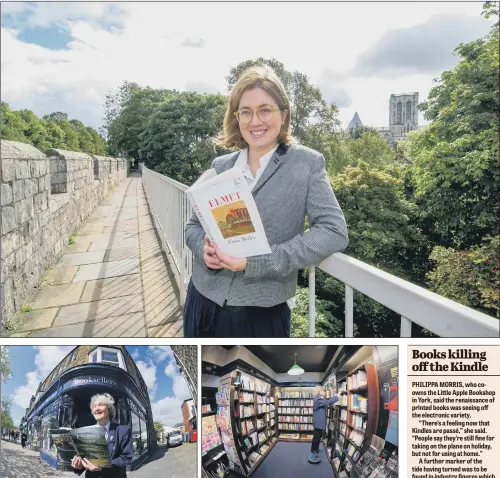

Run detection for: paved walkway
[[0, 440, 67, 477], [9, 173, 183, 337]]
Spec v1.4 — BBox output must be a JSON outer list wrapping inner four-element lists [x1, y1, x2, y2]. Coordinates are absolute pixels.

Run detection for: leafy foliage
[[153, 421, 164, 440], [291, 286, 343, 338], [1, 396, 14, 430], [104, 82, 174, 158], [1, 102, 107, 154], [226, 58, 340, 143], [332, 162, 430, 280], [427, 235, 499, 317], [405, 12, 500, 248], [138, 92, 228, 185]]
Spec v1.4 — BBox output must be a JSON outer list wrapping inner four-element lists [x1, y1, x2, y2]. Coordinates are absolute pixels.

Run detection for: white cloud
[[1, 2, 493, 132], [12, 346, 74, 408], [164, 361, 190, 402], [130, 348, 140, 360], [151, 395, 184, 427], [135, 360, 157, 400], [147, 346, 173, 363]]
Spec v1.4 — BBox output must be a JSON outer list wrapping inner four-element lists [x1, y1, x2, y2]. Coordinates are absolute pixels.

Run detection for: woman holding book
[[71, 393, 133, 478], [184, 65, 349, 338], [309, 386, 339, 464]]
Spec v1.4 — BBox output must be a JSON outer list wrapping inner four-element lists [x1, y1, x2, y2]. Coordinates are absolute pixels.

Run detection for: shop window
[[131, 412, 142, 459], [41, 409, 59, 457], [139, 417, 148, 453], [88, 347, 126, 370]]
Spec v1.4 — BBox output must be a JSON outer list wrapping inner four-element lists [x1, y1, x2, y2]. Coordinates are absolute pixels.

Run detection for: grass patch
[[20, 305, 33, 313], [68, 233, 77, 245]]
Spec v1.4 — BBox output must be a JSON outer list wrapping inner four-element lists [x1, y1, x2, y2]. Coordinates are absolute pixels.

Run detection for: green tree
[[1, 397, 14, 430], [304, 163, 430, 337], [406, 7, 499, 248], [332, 162, 429, 280], [1, 102, 30, 143], [1, 346, 11, 382], [104, 82, 174, 159], [139, 92, 227, 185], [291, 287, 343, 337], [69, 119, 95, 153], [43, 112, 69, 122], [426, 235, 499, 317], [41, 120, 66, 150], [17, 109, 47, 148], [226, 58, 340, 143], [153, 421, 164, 441], [86, 126, 108, 155]]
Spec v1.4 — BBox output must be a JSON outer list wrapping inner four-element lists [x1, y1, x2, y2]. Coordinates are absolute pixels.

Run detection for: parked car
[[168, 430, 183, 447]]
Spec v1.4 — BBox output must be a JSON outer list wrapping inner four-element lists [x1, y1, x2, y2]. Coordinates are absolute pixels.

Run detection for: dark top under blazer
[[185, 143, 349, 307], [313, 395, 339, 430], [73, 423, 133, 478]]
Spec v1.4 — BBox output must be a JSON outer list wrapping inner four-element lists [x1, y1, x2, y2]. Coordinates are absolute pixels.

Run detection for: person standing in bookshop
[[71, 393, 133, 478], [184, 64, 349, 338], [309, 386, 339, 464]]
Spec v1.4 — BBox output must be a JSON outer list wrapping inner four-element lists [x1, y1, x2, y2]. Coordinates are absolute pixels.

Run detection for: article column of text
[[408, 345, 499, 478]]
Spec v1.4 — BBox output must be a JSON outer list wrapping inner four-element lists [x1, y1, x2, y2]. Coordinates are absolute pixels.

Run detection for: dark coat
[[312, 395, 339, 430], [74, 423, 133, 478]]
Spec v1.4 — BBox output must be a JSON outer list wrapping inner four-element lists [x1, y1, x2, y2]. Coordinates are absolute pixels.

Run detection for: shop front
[[24, 363, 153, 471]]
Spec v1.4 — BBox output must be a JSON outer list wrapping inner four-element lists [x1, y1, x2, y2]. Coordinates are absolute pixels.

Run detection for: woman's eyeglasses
[[234, 105, 284, 125]]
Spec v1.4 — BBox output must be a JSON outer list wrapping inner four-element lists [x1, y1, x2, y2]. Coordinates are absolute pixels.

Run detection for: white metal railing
[[140, 164, 193, 303], [139, 164, 500, 338]]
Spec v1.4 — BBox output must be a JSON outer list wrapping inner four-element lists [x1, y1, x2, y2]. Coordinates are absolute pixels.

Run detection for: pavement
[[6, 172, 183, 338], [0, 439, 66, 477], [0, 440, 197, 477]]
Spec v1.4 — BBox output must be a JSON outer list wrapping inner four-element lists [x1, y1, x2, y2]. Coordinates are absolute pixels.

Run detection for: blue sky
[[1, 346, 191, 427], [1, 2, 494, 131]]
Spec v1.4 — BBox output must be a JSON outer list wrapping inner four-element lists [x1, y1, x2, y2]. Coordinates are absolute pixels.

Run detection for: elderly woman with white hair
[[71, 393, 133, 478], [309, 385, 339, 464]]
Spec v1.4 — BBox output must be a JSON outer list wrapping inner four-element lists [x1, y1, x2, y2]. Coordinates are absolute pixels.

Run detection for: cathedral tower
[[389, 93, 419, 139]]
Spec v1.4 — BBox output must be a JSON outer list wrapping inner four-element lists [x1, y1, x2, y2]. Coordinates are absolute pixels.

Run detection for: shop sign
[[62, 376, 117, 390]]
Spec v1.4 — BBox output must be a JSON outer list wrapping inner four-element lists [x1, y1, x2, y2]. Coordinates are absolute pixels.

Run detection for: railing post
[[180, 247, 187, 306], [400, 316, 412, 337], [345, 285, 354, 337], [308, 266, 316, 338]]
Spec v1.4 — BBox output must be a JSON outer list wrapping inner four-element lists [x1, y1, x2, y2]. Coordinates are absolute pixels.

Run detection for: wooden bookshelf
[[336, 363, 380, 476], [229, 370, 277, 477]]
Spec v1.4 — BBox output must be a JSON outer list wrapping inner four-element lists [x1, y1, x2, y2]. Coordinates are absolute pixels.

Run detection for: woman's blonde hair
[[90, 393, 116, 419], [216, 65, 295, 150]]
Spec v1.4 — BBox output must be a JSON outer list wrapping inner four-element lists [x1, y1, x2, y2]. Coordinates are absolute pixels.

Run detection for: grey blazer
[[185, 143, 349, 307]]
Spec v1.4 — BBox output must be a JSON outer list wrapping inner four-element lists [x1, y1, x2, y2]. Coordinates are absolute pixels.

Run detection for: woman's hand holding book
[[213, 243, 247, 272], [71, 456, 83, 470], [204, 236, 223, 269]]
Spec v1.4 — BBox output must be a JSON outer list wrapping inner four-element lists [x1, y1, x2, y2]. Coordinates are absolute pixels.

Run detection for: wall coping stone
[[45, 148, 93, 161], [1, 140, 47, 160]]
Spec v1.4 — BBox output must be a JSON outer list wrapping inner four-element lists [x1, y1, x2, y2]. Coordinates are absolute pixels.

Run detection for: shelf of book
[[228, 370, 277, 477], [338, 363, 380, 475], [275, 386, 316, 443]]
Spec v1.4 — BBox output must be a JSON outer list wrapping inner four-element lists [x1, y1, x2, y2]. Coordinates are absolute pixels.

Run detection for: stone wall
[[1, 141, 132, 326]]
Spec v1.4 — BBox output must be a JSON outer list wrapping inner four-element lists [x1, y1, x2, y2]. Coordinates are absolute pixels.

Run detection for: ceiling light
[[288, 353, 304, 376]]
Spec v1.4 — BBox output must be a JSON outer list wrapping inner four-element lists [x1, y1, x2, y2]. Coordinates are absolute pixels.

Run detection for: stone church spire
[[347, 111, 363, 135]]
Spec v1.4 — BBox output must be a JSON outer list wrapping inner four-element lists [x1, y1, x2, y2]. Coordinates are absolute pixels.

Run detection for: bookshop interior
[[201, 345, 398, 478]]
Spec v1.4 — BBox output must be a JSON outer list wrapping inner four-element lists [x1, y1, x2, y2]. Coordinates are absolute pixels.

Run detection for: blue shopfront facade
[[24, 363, 154, 471]]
